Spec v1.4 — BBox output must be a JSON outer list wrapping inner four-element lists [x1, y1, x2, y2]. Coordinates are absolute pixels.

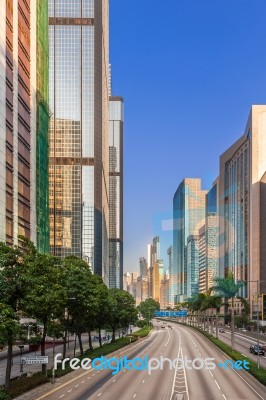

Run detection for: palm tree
[[202, 293, 222, 338], [213, 272, 245, 348]]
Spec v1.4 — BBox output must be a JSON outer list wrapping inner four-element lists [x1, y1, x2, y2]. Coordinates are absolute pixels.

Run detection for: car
[[261, 344, 266, 352], [168, 325, 172, 329], [219, 328, 225, 333], [250, 345, 265, 356], [239, 328, 247, 332], [161, 325, 165, 329]]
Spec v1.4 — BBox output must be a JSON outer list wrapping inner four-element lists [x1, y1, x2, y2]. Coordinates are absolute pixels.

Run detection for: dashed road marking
[[215, 380, 221, 390], [67, 389, 72, 393]]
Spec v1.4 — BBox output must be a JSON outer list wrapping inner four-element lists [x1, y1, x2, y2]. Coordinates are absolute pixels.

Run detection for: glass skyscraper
[[48, 0, 110, 277], [108, 96, 123, 288], [173, 178, 207, 302]]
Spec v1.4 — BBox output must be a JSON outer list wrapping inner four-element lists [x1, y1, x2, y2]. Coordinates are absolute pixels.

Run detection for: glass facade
[[108, 97, 123, 288], [49, 0, 110, 276], [224, 140, 249, 297], [173, 179, 207, 301], [205, 183, 218, 290], [187, 235, 200, 297]]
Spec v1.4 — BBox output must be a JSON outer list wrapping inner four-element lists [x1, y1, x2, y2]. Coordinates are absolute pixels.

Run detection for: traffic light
[[262, 294, 266, 321]]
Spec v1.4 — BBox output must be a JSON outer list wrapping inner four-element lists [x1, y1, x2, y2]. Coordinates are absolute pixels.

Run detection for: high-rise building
[[123, 272, 131, 291], [205, 180, 219, 291], [187, 234, 200, 298], [139, 256, 148, 277], [135, 275, 149, 305], [160, 273, 170, 309], [108, 96, 123, 288], [219, 106, 266, 305], [153, 259, 164, 303], [48, 1, 110, 279], [167, 245, 174, 306], [198, 224, 206, 293], [0, 0, 49, 249], [173, 178, 207, 302]]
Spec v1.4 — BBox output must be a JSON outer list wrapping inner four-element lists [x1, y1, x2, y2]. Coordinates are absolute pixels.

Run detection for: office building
[[48, 0, 110, 279], [167, 245, 174, 306], [205, 180, 219, 290], [153, 259, 164, 303], [139, 256, 148, 277], [160, 273, 170, 309], [123, 272, 131, 291], [109, 96, 123, 288], [219, 106, 266, 305], [198, 224, 206, 293], [187, 235, 200, 297], [0, 0, 49, 249], [173, 178, 207, 302]]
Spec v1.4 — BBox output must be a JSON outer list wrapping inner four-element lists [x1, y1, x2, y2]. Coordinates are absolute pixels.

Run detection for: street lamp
[[18, 345, 24, 375]]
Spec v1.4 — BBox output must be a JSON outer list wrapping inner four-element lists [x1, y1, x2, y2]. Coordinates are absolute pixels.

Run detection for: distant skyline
[[110, 0, 266, 274]]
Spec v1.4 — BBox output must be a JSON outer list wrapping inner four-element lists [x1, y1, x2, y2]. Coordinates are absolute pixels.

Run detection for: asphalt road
[[217, 330, 266, 368], [34, 321, 266, 400]]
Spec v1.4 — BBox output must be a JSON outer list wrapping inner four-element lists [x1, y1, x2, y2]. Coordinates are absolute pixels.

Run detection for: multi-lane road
[[35, 321, 266, 400]]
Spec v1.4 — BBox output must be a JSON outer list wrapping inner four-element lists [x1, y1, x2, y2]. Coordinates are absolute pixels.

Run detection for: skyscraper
[[173, 178, 207, 302], [48, 1, 110, 278], [109, 96, 123, 288], [219, 105, 266, 305], [0, 0, 49, 249]]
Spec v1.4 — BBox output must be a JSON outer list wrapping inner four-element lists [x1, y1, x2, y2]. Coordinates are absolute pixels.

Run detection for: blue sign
[[155, 311, 187, 317]]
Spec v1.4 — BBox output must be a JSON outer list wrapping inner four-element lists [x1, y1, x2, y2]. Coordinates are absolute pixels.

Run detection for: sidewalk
[[0, 328, 138, 386]]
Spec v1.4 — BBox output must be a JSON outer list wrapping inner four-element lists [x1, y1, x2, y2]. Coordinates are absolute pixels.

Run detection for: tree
[[0, 242, 24, 389], [213, 272, 245, 348], [63, 256, 99, 355], [137, 298, 160, 323], [0, 303, 21, 390], [22, 251, 67, 373], [201, 294, 222, 338], [107, 289, 137, 342]]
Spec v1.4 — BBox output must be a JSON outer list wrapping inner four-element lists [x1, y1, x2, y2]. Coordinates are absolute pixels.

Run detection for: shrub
[[0, 389, 11, 400], [5, 373, 49, 398]]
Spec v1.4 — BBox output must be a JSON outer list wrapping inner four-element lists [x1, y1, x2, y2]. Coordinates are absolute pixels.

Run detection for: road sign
[[155, 311, 187, 317], [21, 356, 48, 365]]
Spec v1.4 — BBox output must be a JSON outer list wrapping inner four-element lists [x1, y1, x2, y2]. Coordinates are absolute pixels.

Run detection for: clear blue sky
[[110, 0, 266, 274]]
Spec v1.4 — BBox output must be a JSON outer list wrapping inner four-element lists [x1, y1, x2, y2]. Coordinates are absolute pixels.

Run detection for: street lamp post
[[18, 345, 24, 375]]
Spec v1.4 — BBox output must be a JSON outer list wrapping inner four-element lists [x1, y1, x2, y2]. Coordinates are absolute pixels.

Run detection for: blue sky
[[110, 0, 266, 274]]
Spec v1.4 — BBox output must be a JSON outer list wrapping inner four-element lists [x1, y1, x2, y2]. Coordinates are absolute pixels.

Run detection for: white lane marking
[[164, 328, 171, 347], [209, 370, 213, 377], [222, 395, 227, 400], [59, 396, 64, 399], [75, 384, 79, 387], [215, 380, 221, 390], [97, 393, 102, 397], [179, 324, 265, 400], [67, 389, 72, 393], [133, 394, 136, 398], [81, 380, 85, 383], [92, 373, 95, 376], [142, 380, 145, 383], [87, 377, 91, 379]]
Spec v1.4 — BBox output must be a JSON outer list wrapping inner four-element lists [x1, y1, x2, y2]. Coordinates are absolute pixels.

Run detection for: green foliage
[[213, 272, 245, 298], [132, 326, 152, 338], [107, 289, 138, 338], [5, 373, 49, 398], [0, 304, 20, 346], [137, 298, 160, 320], [0, 389, 11, 400], [136, 319, 149, 328]]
